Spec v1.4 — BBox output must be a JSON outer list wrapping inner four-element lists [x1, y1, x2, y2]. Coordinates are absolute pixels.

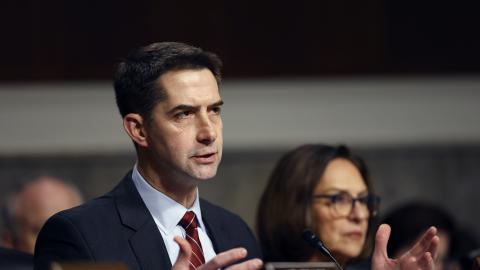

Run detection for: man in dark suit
[[34, 42, 263, 270], [0, 247, 33, 270]]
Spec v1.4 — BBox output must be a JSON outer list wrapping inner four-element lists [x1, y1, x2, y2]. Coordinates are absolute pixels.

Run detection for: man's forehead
[[156, 70, 221, 106]]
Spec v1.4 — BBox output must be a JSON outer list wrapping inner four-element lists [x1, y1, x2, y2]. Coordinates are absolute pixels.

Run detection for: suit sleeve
[[34, 213, 94, 270]]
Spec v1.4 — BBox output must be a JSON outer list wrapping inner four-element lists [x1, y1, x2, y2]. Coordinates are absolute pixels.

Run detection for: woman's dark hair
[[256, 144, 372, 262]]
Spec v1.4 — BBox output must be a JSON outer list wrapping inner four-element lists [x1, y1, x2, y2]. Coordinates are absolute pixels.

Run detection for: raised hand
[[172, 236, 263, 270], [372, 224, 439, 270]]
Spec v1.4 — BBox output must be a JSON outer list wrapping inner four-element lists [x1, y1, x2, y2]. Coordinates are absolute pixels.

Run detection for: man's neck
[[136, 160, 198, 208]]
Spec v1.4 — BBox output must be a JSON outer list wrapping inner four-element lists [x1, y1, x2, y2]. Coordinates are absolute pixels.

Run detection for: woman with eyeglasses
[[256, 144, 437, 269]]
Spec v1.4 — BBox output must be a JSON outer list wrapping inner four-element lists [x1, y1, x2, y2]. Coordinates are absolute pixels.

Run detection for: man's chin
[[183, 161, 219, 180], [192, 172, 217, 181]]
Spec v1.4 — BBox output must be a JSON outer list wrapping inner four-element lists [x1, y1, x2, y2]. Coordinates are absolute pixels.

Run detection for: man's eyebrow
[[167, 104, 194, 115], [166, 101, 223, 115], [209, 100, 224, 108]]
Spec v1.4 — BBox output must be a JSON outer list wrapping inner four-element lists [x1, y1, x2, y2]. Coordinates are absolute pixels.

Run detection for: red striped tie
[[179, 211, 205, 270]]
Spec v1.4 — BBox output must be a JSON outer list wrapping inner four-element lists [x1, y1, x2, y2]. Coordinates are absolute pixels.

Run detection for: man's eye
[[211, 107, 222, 114], [176, 111, 193, 119]]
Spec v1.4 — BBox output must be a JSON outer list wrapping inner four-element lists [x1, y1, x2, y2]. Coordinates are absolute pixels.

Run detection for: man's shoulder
[[39, 192, 122, 245], [34, 173, 147, 270], [52, 172, 133, 224], [42, 174, 135, 235], [54, 192, 116, 222]]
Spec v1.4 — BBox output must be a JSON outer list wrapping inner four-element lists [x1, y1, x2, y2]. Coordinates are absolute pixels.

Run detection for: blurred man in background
[[1, 175, 83, 254]]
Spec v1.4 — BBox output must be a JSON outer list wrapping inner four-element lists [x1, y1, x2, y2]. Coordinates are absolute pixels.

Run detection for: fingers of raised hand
[[173, 236, 193, 270], [199, 248, 263, 270], [225, 259, 263, 270], [428, 235, 440, 261], [374, 224, 392, 259], [409, 227, 438, 257], [421, 252, 435, 270], [401, 251, 434, 270], [202, 248, 247, 270]]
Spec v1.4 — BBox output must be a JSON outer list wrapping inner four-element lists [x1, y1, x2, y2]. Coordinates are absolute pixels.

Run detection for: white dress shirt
[[131, 164, 217, 265]]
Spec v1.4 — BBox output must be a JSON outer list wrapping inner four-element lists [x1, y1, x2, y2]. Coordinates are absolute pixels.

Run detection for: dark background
[[1, 0, 479, 81]]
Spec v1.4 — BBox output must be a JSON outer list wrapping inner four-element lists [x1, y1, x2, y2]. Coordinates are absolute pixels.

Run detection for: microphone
[[302, 229, 344, 270]]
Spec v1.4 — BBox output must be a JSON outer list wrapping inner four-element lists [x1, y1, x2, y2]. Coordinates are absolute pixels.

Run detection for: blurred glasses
[[313, 192, 380, 217]]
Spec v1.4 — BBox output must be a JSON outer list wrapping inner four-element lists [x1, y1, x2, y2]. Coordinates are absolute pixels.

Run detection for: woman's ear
[[123, 113, 148, 147]]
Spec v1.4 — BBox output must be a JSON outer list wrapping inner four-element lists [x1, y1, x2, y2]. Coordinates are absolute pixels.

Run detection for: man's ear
[[123, 113, 149, 147]]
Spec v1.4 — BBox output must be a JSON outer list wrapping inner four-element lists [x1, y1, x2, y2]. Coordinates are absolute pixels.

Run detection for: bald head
[[2, 176, 83, 254]]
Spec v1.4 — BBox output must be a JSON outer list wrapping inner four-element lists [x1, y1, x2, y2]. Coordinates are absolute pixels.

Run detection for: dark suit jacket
[[0, 247, 33, 270], [34, 172, 261, 270]]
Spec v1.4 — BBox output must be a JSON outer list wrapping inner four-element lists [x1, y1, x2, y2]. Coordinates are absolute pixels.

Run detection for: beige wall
[[1, 76, 480, 154]]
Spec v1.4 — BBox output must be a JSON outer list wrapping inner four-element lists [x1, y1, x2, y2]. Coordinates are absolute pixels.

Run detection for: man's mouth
[[192, 152, 217, 164]]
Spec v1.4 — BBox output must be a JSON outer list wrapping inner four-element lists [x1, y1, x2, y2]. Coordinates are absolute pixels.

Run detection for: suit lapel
[[114, 172, 172, 270], [129, 224, 171, 270], [200, 200, 229, 253]]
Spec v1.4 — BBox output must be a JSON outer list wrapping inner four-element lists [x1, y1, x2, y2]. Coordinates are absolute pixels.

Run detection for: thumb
[[173, 236, 192, 270], [373, 224, 391, 260]]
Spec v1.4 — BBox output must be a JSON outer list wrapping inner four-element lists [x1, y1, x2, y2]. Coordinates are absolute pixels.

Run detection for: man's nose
[[196, 115, 216, 145]]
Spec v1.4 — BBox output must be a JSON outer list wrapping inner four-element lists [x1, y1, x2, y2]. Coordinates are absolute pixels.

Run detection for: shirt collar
[[131, 163, 205, 234]]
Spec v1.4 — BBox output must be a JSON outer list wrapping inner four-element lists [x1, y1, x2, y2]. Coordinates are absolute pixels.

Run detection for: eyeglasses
[[313, 192, 380, 217]]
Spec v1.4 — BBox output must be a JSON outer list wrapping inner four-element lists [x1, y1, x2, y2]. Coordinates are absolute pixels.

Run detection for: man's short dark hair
[[113, 42, 223, 119]]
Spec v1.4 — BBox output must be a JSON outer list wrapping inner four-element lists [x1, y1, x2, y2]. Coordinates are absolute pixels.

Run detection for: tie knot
[[179, 211, 198, 230]]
